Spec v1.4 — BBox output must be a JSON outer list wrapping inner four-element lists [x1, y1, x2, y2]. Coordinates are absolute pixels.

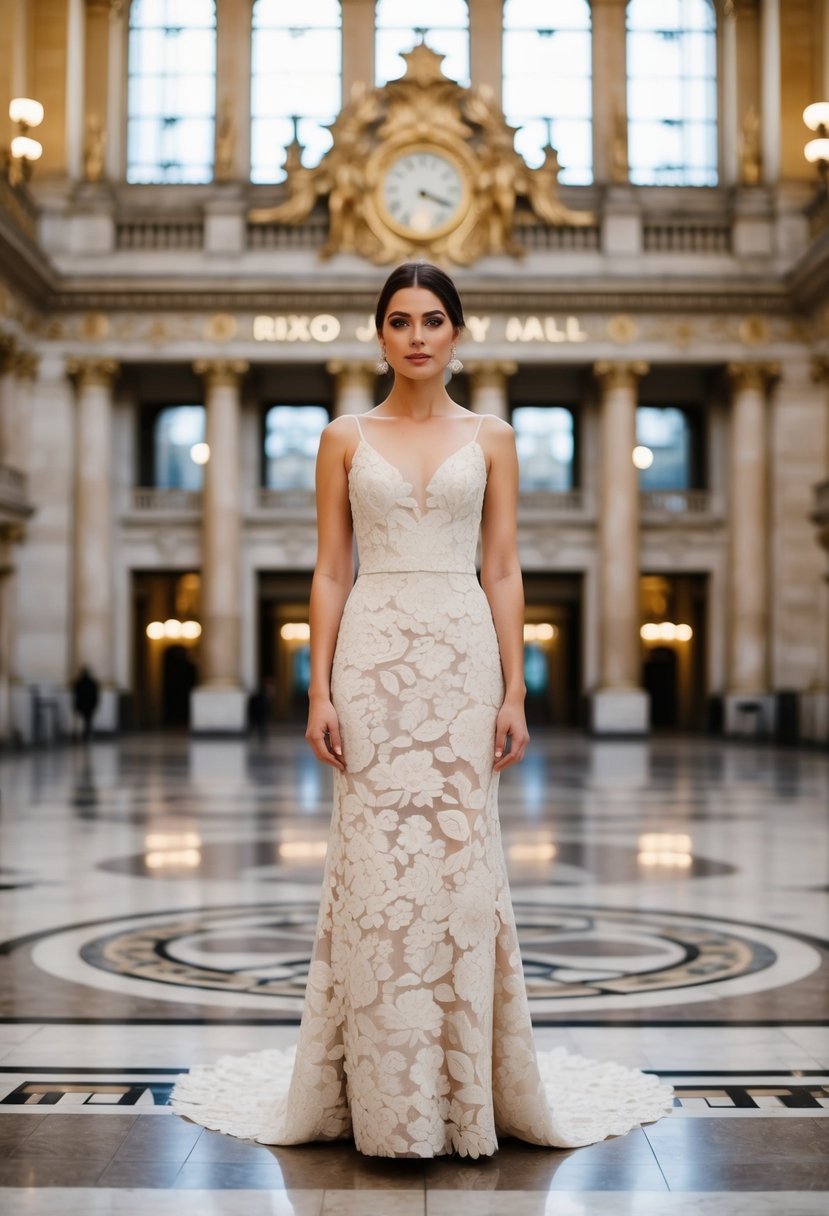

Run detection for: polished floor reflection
[[0, 730, 827, 1213]]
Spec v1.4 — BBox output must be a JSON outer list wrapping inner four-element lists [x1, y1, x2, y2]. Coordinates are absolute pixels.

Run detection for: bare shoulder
[[320, 414, 359, 455], [477, 414, 517, 465]]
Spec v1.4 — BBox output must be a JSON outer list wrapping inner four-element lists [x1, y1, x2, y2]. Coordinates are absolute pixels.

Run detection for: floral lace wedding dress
[[171, 412, 673, 1157]]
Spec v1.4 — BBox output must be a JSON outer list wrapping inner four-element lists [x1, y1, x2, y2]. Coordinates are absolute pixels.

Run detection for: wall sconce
[[803, 102, 829, 199], [4, 97, 44, 186]]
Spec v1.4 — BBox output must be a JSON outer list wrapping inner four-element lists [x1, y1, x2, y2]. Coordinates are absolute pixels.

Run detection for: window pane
[[375, 0, 469, 85], [503, 0, 592, 183], [512, 406, 575, 492], [127, 1, 217, 183], [264, 406, 329, 490], [154, 407, 206, 490], [627, 0, 718, 185], [251, 1, 342, 184], [636, 407, 692, 490]]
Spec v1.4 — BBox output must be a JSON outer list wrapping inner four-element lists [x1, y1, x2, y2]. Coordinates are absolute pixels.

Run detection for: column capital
[[67, 358, 119, 388], [325, 360, 377, 383], [13, 352, 39, 382], [193, 359, 249, 389], [810, 357, 829, 384], [0, 334, 17, 374], [466, 361, 518, 384], [593, 361, 649, 391], [725, 361, 780, 392]]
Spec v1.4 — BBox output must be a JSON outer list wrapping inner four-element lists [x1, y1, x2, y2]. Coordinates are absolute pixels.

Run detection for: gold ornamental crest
[[248, 43, 594, 266]]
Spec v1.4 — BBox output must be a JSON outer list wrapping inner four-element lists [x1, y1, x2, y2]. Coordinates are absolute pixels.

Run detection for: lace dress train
[[171, 413, 673, 1156]]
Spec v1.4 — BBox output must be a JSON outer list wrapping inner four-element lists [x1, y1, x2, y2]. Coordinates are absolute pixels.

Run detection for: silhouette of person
[[72, 666, 100, 743]]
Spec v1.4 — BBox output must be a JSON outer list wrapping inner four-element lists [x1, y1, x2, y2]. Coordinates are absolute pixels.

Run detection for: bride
[[171, 262, 673, 1157]]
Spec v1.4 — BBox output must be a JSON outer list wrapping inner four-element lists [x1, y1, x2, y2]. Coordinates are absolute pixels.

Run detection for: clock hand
[[418, 189, 452, 208]]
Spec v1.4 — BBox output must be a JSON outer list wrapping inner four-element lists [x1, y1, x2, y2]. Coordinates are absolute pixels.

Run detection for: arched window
[[502, 0, 592, 184], [251, 0, 342, 184], [152, 406, 206, 489], [375, 0, 469, 86], [127, 0, 217, 183], [627, 0, 717, 186], [512, 406, 575, 491], [264, 405, 329, 490]]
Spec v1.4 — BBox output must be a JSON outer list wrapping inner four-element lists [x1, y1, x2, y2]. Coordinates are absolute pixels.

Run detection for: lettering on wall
[[253, 314, 590, 344]]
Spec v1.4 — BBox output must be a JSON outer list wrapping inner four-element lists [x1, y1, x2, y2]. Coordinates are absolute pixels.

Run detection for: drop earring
[[448, 346, 463, 374], [375, 349, 389, 375]]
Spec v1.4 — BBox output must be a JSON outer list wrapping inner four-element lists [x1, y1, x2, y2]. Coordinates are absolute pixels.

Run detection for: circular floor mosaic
[[27, 900, 822, 1014]]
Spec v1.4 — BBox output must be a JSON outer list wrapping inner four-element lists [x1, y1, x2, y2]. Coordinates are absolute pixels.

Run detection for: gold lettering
[[253, 316, 276, 341], [355, 315, 376, 342], [543, 318, 566, 343], [309, 314, 341, 343], [565, 316, 588, 342], [467, 316, 491, 343], [286, 315, 311, 341]]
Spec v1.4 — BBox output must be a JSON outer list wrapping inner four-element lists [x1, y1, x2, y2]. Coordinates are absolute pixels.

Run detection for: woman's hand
[[306, 695, 346, 771], [493, 696, 530, 772]]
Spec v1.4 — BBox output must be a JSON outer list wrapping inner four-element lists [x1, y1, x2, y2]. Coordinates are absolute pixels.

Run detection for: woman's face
[[378, 286, 459, 379]]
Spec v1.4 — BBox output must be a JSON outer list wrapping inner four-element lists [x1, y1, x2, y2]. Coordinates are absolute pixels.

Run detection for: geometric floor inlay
[[18, 900, 823, 1014]]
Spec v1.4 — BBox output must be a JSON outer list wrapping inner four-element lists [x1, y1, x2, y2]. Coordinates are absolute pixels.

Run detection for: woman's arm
[[305, 419, 355, 771], [479, 418, 530, 771]]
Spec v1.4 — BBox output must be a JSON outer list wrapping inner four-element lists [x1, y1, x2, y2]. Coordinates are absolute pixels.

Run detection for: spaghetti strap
[[472, 413, 487, 442], [353, 414, 365, 440]]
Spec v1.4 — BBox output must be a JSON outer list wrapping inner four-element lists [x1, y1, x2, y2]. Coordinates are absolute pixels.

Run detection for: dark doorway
[[521, 573, 583, 727], [643, 646, 678, 729]]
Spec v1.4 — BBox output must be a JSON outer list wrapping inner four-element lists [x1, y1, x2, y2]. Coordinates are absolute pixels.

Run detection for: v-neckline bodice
[[350, 436, 485, 515]]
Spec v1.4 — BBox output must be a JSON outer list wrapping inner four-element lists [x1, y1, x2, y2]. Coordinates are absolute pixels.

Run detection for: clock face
[[379, 148, 468, 240]]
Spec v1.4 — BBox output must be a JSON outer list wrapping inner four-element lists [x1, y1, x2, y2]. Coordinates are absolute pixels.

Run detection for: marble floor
[[0, 729, 827, 1215]]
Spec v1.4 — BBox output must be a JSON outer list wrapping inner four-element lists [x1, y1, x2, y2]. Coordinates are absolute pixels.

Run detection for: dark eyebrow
[[387, 309, 446, 319]]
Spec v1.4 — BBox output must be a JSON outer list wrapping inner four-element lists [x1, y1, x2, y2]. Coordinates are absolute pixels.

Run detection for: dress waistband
[[356, 567, 477, 577]]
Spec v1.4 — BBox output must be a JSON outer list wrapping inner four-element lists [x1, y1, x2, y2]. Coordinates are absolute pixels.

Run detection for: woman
[[172, 262, 673, 1157]]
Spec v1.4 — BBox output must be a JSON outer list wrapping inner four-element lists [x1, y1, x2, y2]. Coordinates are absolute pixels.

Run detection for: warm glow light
[[9, 97, 44, 127], [144, 831, 202, 871], [281, 622, 311, 641], [524, 623, 557, 643], [508, 842, 557, 862], [803, 102, 829, 131], [145, 832, 201, 849], [805, 138, 829, 163], [632, 445, 654, 469], [145, 849, 201, 870], [279, 841, 329, 860], [638, 832, 693, 869], [10, 135, 42, 161], [147, 619, 201, 641], [164, 618, 182, 639], [640, 622, 694, 642], [181, 620, 202, 639], [146, 621, 165, 640], [190, 442, 210, 465]]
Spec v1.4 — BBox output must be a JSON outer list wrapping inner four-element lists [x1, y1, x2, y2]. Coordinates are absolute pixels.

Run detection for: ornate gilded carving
[[214, 97, 235, 183], [83, 114, 106, 183], [594, 361, 650, 392], [739, 106, 761, 186], [248, 43, 594, 266], [726, 362, 780, 392], [67, 358, 119, 388], [193, 360, 249, 388]]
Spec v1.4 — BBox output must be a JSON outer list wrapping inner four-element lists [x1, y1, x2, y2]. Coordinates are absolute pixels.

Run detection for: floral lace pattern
[[171, 414, 674, 1156]]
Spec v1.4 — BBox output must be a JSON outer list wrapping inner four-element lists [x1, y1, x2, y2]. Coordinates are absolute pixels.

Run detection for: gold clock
[[370, 142, 473, 244]]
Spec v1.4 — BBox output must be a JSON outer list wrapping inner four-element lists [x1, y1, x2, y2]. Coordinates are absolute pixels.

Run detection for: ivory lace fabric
[[171, 413, 674, 1157]]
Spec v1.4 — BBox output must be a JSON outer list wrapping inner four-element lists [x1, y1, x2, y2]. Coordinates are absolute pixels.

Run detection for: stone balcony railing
[[124, 484, 727, 526], [0, 463, 33, 524], [641, 489, 724, 522], [129, 487, 202, 515]]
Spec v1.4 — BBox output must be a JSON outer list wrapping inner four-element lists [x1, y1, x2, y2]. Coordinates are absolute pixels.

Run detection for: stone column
[[342, 0, 375, 94], [760, 0, 781, 184], [591, 0, 628, 184], [191, 359, 248, 733], [469, 0, 504, 101], [68, 357, 119, 733], [0, 336, 17, 464], [724, 362, 778, 734], [590, 361, 650, 735], [467, 362, 516, 421], [326, 362, 376, 416], [0, 337, 17, 743]]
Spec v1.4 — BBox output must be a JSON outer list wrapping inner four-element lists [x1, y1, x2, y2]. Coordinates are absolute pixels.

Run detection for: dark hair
[[374, 262, 465, 333]]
